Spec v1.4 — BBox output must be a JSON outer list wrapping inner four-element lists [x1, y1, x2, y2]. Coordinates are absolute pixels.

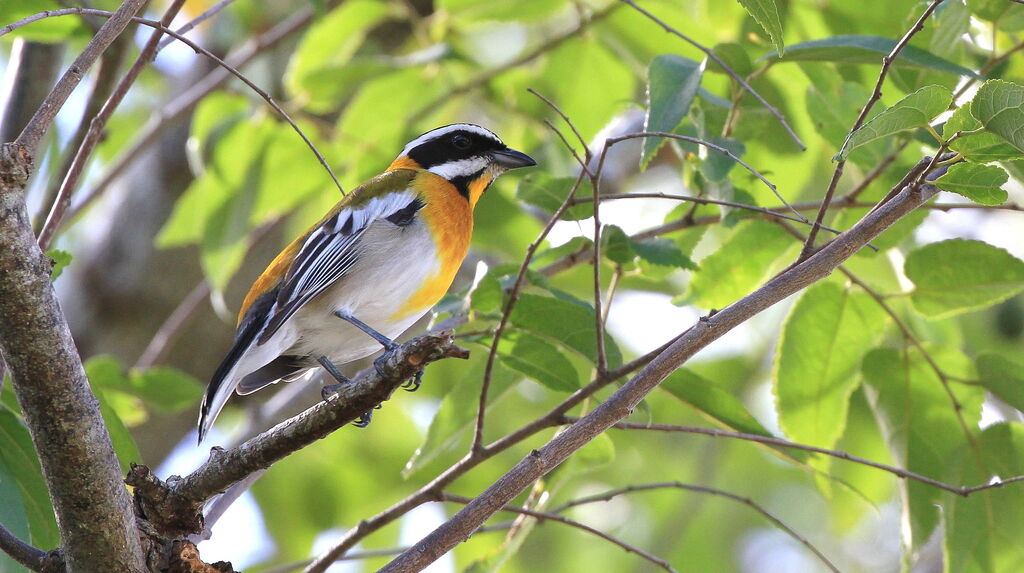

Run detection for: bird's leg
[[333, 311, 426, 399], [318, 355, 374, 427]]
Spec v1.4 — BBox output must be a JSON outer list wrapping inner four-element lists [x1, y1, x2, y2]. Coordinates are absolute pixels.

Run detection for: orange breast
[[390, 172, 476, 319]]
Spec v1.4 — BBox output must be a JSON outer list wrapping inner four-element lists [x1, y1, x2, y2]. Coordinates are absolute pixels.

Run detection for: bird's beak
[[490, 148, 537, 169]]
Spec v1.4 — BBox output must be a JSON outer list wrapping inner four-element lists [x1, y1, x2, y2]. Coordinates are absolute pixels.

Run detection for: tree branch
[[378, 157, 950, 572], [126, 330, 468, 538]]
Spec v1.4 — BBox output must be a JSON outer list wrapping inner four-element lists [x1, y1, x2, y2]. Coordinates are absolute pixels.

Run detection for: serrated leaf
[[905, 240, 1024, 319], [737, 0, 785, 54], [643, 55, 703, 168], [976, 353, 1024, 413], [510, 294, 622, 368], [970, 79, 1024, 153], [837, 85, 952, 160], [945, 104, 1024, 162], [500, 332, 580, 392], [775, 282, 889, 449], [682, 219, 792, 309], [632, 238, 698, 269], [935, 162, 1009, 205], [46, 249, 72, 281], [862, 346, 982, 549], [765, 35, 978, 77]]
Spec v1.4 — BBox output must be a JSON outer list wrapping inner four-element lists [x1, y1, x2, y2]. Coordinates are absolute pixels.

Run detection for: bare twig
[[619, 0, 805, 150], [550, 482, 840, 573], [438, 492, 678, 573], [0, 523, 48, 572], [157, 0, 237, 51], [800, 0, 946, 259], [135, 280, 211, 369], [38, 0, 188, 250]]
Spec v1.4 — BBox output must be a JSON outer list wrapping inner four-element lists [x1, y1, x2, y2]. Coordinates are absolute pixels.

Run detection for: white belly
[[284, 219, 441, 365]]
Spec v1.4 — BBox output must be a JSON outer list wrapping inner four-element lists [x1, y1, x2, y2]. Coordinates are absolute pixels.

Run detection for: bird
[[198, 124, 536, 443]]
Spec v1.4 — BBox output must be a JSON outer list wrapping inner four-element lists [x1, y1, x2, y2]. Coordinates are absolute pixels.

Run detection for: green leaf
[[836, 85, 952, 160], [404, 355, 519, 477], [976, 353, 1024, 413], [765, 35, 978, 77], [129, 368, 205, 414], [285, 0, 399, 102], [935, 162, 1009, 206], [945, 104, 1024, 162], [0, 456, 30, 573], [682, 219, 792, 309], [0, 407, 58, 549], [945, 423, 1024, 573], [516, 173, 591, 221], [737, 0, 785, 55], [774, 282, 889, 449], [662, 369, 774, 439], [510, 294, 622, 368], [643, 55, 703, 168], [439, 0, 568, 22], [699, 137, 746, 182], [46, 249, 72, 281], [542, 37, 636, 139], [970, 79, 1024, 153], [0, 0, 87, 41], [500, 332, 580, 392], [905, 240, 1024, 319], [632, 238, 698, 270], [603, 225, 634, 265], [862, 346, 982, 549]]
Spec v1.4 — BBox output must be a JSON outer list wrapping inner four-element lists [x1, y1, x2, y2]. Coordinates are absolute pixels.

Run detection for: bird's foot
[[402, 368, 425, 392], [318, 356, 350, 401]]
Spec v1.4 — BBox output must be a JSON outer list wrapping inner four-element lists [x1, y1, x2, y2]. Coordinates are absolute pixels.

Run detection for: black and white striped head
[[390, 124, 535, 205]]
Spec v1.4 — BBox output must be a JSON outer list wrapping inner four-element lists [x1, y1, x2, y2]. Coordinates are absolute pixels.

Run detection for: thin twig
[[5, 7, 345, 205], [606, 131, 802, 220], [38, 0, 188, 250], [135, 280, 211, 369], [550, 482, 840, 573], [157, 0, 237, 51], [619, 0, 805, 150], [6, 1, 148, 154], [0, 523, 47, 572], [800, 0, 946, 259], [472, 169, 589, 453], [438, 492, 678, 573], [587, 419, 1022, 497]]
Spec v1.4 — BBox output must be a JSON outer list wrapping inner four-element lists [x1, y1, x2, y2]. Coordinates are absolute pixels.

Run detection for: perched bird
[[198, 124, 535, 443]]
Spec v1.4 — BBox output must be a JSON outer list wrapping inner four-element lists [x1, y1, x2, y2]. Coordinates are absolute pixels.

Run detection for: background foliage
[[2, 0, 1024, 571]]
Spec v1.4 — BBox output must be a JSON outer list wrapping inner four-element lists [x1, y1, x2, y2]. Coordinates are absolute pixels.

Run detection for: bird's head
[[388, 124, 536, 207]]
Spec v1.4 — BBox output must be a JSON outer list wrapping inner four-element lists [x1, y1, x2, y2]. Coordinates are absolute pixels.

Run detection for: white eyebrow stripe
[[398, 123, 503, 157], [427, 156, 490, 179]]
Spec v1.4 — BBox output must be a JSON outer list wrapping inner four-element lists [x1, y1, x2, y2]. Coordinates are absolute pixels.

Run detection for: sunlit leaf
[[643, 55, 703, 167], [905, 240, 1024, 318], [510, 294, 622, 368], [935, 162, 1009, 206], [765, 35, 978, 77], [737, 0, 785, 54], [836, 85, 952, 160], [775, 282, 889, 449], [970, 79, 1024, 153], [862, 346, 982, 549], [976, 353, 1024, 413], [46, 249, 72, 281], [682, 219, 792, 309], [945, 104, 1024, 163], [500, 332, 580, 392]]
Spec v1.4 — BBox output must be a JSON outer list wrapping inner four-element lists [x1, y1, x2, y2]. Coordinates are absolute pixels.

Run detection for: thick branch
[[127, 331, 468, 538], [379, 160, 948, 572]]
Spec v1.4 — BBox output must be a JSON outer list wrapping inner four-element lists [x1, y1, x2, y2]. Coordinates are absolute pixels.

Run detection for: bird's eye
[[451, 134, 472, 150]]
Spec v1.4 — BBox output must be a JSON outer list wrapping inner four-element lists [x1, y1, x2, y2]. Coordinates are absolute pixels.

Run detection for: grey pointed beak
[[491, 147, 537, 169]]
